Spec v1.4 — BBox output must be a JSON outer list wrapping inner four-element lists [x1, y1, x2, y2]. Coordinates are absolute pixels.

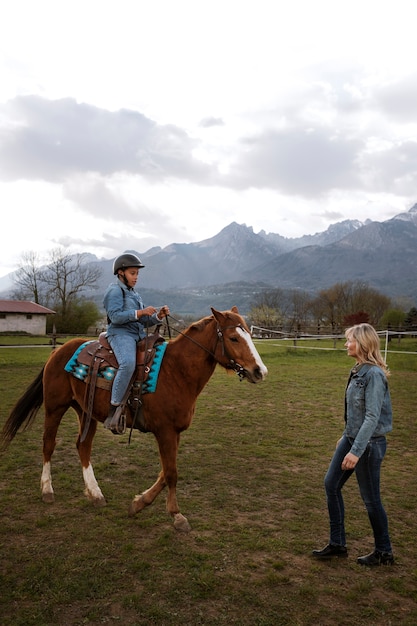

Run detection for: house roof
[[0, 300, 56, 315]]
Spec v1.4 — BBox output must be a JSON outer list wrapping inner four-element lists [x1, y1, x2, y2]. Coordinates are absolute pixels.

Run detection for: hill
[[1, 205, 417, 316]]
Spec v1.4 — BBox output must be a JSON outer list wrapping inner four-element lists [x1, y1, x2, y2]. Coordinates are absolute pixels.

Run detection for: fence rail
[[251, 326, 417, 359]]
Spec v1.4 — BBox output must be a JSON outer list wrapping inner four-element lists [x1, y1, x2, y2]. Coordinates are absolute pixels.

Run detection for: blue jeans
[[324, 434, 392, 552], [107, 333, 138, 405]]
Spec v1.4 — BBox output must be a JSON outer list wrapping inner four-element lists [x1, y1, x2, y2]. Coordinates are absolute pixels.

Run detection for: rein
[[216, 324, 247, 380], [165, 314, 247, 380]]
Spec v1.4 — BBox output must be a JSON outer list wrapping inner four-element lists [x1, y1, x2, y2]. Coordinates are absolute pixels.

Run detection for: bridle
[[216, 323, 247, 380], [164, 315, 248, 381]]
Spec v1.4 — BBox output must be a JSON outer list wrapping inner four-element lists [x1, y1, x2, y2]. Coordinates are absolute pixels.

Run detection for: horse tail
[[1, 367, 45, 451]]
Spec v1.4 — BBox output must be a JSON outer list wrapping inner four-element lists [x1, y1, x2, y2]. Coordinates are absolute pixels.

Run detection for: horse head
[[211, 306, 268, 383]]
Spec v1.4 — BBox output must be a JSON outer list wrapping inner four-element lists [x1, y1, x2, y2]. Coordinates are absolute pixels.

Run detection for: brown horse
[[1, 307, 267, 532]]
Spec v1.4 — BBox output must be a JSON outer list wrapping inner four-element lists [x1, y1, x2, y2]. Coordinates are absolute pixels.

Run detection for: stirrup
[[104, 405, 126, 435]]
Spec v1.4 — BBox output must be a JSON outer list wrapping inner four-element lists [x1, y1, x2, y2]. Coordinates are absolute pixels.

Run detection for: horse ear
[[211, 307, 241, 325], [211, 307, 224, 324], [210, 306, 239, 316]]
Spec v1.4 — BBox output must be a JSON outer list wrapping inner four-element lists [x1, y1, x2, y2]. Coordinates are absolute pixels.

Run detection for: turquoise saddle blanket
[[64, 340, 167, 394]]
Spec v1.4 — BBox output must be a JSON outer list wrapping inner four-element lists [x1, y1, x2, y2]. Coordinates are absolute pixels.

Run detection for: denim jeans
[[107, 333, 138, 405], [324, 433, 392, 552]]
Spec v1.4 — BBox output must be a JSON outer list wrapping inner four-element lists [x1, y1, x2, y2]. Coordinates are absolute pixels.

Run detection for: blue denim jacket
[[344, 363, 392, 458], [103, 279, 161, 340]]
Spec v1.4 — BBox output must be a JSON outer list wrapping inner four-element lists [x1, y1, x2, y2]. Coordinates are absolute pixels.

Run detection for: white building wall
[[0, 314, 47, 334]]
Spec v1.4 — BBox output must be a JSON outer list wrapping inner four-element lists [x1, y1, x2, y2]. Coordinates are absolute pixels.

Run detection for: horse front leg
[[128, 430, 191, 532], [128, 470, 167, 516], [76, 418, 106, 506]]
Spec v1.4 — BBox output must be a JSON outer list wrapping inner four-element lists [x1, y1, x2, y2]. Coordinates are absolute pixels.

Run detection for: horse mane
[[178, 308, 250, 338]]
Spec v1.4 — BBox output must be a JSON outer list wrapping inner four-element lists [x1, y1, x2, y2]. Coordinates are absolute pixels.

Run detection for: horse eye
[[229, 336, 239, 343]]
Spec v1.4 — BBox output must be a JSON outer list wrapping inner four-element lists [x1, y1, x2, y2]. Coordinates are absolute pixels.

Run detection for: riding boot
[[104, 405, 118, 430]]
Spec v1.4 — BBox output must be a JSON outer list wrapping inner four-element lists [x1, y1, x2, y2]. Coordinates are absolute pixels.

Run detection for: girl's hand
[[140, 306, 157, 316], [158, 305, 170, 318]]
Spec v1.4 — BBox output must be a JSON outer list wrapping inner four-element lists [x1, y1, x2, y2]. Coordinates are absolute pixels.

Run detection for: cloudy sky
[[1, 0, 417, 278]]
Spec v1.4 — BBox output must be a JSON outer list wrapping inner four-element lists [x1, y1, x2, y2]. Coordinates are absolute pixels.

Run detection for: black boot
[[357, 550, 394, 566], [312, 544, 348, 559], [104, 405, 118, 430]]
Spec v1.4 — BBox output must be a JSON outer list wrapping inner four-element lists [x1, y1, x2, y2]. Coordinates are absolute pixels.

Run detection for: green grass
[[0, 339, 416, 625]]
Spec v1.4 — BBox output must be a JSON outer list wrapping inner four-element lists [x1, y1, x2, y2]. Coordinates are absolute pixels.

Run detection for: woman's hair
[[345, 323, 390, 376]]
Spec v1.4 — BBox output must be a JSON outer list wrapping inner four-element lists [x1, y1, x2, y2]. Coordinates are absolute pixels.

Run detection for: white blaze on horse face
[[237, 326, 268, 378]]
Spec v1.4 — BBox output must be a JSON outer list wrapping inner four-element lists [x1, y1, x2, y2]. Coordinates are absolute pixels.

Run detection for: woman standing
[[312, 323, 394, 566]]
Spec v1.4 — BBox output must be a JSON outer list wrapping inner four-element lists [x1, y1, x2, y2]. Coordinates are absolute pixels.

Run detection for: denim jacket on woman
[[103, 279, 161, 341], [344, 363, 393, 458]]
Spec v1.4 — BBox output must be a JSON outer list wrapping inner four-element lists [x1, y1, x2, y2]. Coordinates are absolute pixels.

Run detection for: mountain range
[[2, 204, 417, 316]]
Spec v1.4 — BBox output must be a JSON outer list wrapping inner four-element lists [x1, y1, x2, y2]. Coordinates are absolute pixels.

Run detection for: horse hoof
[[93, 497, 106, 507], [128, 495, 144, 517], [173, 513, 191, 533], [42, 492, 55, 503]]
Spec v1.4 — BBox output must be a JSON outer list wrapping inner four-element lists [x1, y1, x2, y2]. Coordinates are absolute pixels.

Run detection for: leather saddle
[[77, 330, 165, 439], [77, 331, 165, 388]]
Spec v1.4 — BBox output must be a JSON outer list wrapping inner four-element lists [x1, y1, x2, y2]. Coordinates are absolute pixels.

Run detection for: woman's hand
[[341, 452, 359, 471]]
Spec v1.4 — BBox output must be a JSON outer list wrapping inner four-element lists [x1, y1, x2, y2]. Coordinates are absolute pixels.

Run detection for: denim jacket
[[103, 279, 161, 341], [344, 363, 393, 458]]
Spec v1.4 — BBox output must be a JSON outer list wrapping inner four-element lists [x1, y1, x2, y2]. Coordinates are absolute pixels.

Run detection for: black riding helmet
[[113, 253, 145, 274]]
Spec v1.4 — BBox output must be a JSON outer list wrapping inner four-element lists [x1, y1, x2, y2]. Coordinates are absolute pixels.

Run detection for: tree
[[286, 289, 314, 335], [312, 283, 346, 332], [380, 309, 406, 330], [43, 248, 102, 317], [343, 311, 370, 326], [349, 282, 391, 325], [12, 251, 47, 303], [12, 247, 103, 333], [47, 299, 101, 334], [250, 288, 292, 317], [248, 304, 282, 334], [313, 281, 391, 331], [404, 307, 417, 331]]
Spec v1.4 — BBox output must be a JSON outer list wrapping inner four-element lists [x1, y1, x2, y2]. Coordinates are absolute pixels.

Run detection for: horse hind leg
[[43, 404, 105, 506], [41, 414, 64, 503], [41, 460, 54, 503]]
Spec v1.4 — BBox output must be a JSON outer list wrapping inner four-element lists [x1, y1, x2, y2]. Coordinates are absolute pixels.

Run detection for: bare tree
[[286, 289, 314, 334], [43, 248, 102, 317], [12, 251, 47, 303], [250, 288, 292, 319], [12, 247, 102, 332], [313, 281, 391, 332]]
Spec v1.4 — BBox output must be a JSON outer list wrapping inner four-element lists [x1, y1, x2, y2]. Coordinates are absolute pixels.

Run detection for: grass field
[[0, 338, 416, 625]]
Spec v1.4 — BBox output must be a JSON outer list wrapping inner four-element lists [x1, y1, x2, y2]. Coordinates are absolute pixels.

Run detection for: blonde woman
[[313, 323, 394, 566]]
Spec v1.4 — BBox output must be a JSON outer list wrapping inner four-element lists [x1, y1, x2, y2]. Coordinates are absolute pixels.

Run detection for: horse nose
[[250, 365, 268, 383], [256, 365, 268, 380]]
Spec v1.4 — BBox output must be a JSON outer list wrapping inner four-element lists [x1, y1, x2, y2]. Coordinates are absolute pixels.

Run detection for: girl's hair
[[345, 323, 390, 376]]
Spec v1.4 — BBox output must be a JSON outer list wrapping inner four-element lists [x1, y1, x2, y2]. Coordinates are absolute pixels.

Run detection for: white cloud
[[0, 0, 416, 277]]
